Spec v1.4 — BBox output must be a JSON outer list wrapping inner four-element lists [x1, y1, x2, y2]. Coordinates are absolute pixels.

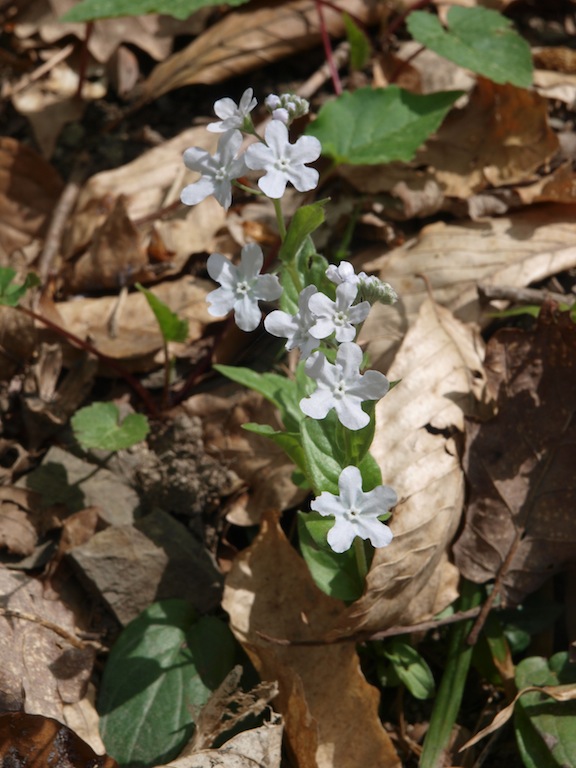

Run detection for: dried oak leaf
[[136, 0, 381, 103], [0, 711, 116, 767], [336, 298, 488, 637], [453, 303, 576, 605], [0, 570, 95, 728], [360, 202, 576, 371], [222, 511, 400, 768]]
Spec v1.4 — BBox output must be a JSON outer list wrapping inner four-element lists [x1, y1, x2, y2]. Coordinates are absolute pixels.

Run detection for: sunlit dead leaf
[[136, 0, 381, 103], [338, 298, 489, 636], [164, 722, 283, 768], [453, 303, 576, 605], [360, 203, 576, 369], [223, 511, 400, 768]]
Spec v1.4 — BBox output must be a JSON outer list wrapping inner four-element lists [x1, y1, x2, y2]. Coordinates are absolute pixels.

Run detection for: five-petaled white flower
[[308, 282, 370, 343], [181, 130, 247, 211], [300, 341, 390, 430], [244, 121, 321, 198], [264, 284, 319, 360], [207, 88, 257, 133], [311, 466, 396, 553], [206, 243, 282, 332]]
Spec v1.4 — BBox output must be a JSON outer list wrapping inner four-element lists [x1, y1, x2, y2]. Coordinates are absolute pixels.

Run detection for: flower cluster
[[180, 88, 321, 209], [181, 89, 397, 556]]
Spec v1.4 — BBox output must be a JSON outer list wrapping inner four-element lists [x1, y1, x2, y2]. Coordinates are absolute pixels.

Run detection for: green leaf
[[306, 86, 461, 165], [298, 511, 366, 602], [514, 653, 576, 768], [300, 416, 344, 495], [279, 201, 326, 266], [407, 6, 532, 88], [343, 12, 371, 71], [384, 639, 436, 700], [71, 402, 149, 451], [61, 0, 249, 22], [136, 283, 188, 343], [214, 365, 302, 432], [0, 267, 40, 307], [420, 580, 484, 768], [99, 600, 237, 766]]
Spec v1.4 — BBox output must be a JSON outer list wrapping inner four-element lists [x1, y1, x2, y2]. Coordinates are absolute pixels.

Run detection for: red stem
[[315, 0, 342, 95], [19, 305, 161, 418]]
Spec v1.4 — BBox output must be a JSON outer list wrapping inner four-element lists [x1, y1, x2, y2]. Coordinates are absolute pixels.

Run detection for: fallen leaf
[[453, 303, 576, 605], [340, 78, 558, 213], [164, 723, 283, 768], [222, 510, 401, 768], [360, 203, 576, 368], [0, 711, 116, 765], [0, 569, 95, 721], [0, 137, 63, 263], [184, 390, 307, 525], [135, 0, 381, 103], [338, 298, 489, 636]]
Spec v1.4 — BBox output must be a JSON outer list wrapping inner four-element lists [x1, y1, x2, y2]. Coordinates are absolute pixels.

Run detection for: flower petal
[[310, 491, 343, 518], [234, 293, 262, 332], [263, 120, 289, 154], [336, 342, 363, 378], [354, 517, 393, 548], [255, 274, 282, 301], [206, 253, 236, 286], [239, 243, 264, 278], [309, 318, 336, 340], [335, 396, 369, 430], [300, 389, 334, 420], [180, 177, 215, 206], [327, 519, 356, 553], [350, 369, 390, 400], [245, 143, 273, 171], [285, 165, 319, 193], [206, 286, 235, 317], [264, 310, 297, 339], [290, 134, 322, 164], [183, 147, 215, 174], [257, 170, 288, 199]]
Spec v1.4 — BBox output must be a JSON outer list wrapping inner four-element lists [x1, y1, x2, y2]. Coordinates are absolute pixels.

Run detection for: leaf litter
[[2, 0, 576, 765]]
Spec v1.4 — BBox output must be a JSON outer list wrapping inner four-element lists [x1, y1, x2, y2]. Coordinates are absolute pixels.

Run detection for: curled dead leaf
[[222, 510, 400, 768]]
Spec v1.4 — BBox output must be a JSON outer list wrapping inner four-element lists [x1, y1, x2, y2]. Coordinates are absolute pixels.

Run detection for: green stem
[[161, 336, 170, 410], [272, 198, 287, 240], [419, 579, 484, 768], [353, 536, 369, 581]]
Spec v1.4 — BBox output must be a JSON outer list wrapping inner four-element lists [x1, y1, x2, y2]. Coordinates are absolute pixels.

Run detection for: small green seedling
[[71, 401, 149, 451]]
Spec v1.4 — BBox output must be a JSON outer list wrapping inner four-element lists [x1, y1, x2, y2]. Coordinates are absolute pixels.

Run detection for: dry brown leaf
[[360, 203, 576, 369], [62, 127, 224, 290], [222, 511, 400, 768], [0, 711, 115, 765], [453, 303, 576, 605], [13, 0, 206, 64], [340, 78, 558, 215], [185, 390, 306, 525], [337, 298, 488, 636], [163, 723, 283, 768], [48, 274, 214, 369], [0, 569, 95, 722], [136, 0, 381, 103], [0, 137, 62, 264]]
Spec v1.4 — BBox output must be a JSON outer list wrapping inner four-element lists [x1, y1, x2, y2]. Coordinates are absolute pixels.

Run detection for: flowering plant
[[181, 89, 398, 599]]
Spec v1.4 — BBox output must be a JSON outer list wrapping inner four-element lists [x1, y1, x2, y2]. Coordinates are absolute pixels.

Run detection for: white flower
[[264, 285, 319, 360], [207, 88, 257, 133], [300, 342, 389, 430], [181, 130, 247, 211], [311, 466, 396, 553], [308, 282, 370, 343], [326, 261, 360, 286], [326, 262, 398, 306], [206, 243, 282, 332], [244, 121, 321, 198]]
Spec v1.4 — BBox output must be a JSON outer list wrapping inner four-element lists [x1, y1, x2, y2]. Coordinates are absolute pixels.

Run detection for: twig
[[478, 284, 574, 307], [0, 607, 101, 651], [298, 41, 350, 101], [18, 305, 161, 417], [38, 156, 88, 284], [3, 43, 75, 98], [255, 606, 483, 646]]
